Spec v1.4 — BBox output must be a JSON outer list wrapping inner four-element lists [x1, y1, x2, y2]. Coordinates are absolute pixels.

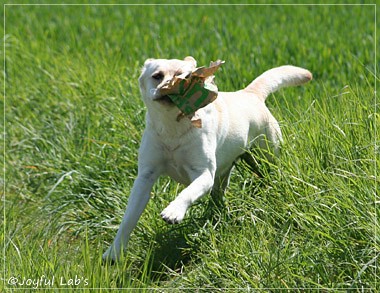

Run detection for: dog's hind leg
[[210, 166, 234, 206], [242, 121, 282, 177], [239, 152, 263, 178]]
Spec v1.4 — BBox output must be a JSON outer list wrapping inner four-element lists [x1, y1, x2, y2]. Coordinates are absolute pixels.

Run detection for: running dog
[[103, 56, 312, 261]]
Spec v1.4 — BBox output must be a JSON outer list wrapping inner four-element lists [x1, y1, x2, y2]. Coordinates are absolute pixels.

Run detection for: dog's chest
[[160, 142, 193, 185], [161, 137, 193, 185]]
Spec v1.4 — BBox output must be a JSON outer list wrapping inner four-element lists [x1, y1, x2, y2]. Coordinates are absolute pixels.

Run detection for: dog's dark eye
[[152, 72, 164, 81]]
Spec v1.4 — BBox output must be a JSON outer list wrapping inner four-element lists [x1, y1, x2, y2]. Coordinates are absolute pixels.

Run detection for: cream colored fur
[[103, 56, 312, 262]]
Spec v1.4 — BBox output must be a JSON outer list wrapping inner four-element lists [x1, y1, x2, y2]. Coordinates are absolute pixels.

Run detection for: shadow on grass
[[146, 198, 229, 281], [109, 165, 270, 285], [146, 168, 270, 282]]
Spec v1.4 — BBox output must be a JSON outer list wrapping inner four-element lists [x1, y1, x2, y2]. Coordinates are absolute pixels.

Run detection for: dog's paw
[[161, 201, 187, 224], [102, 247, 119, 265]]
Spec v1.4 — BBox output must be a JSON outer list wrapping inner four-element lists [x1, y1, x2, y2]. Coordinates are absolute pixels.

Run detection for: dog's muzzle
[[153, 95, 175, 105]]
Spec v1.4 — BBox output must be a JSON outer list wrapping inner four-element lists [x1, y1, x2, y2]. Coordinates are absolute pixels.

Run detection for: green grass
[[2, 3, 378, 291]]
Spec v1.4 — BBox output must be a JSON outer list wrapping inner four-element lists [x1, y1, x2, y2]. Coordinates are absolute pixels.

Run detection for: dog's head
[[138, 56, 197, 109]]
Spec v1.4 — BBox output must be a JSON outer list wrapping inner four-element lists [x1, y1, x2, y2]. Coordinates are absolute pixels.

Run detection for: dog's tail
[[244, 65, 312, 102]]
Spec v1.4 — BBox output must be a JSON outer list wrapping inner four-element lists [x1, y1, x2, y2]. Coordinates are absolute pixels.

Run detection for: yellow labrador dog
[[103, 56, 312, 261]]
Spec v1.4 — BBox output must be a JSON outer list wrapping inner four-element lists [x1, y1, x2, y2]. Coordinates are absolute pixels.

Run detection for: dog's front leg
[[161, 170, 214, 224], [103, 170, 159, 262]]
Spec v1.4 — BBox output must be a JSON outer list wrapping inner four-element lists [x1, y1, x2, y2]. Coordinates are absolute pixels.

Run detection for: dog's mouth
[[154, 95, 175, 105]]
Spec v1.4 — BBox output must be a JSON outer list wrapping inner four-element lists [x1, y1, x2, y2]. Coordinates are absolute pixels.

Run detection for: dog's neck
[[145, 104, 193, 139]]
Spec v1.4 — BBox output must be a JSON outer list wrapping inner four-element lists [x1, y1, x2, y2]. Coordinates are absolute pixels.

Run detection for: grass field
[[2, 2, 378, 291]]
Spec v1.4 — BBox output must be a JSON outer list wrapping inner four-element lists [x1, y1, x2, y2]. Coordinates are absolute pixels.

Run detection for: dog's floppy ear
[[184, 56, 197, 67]]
